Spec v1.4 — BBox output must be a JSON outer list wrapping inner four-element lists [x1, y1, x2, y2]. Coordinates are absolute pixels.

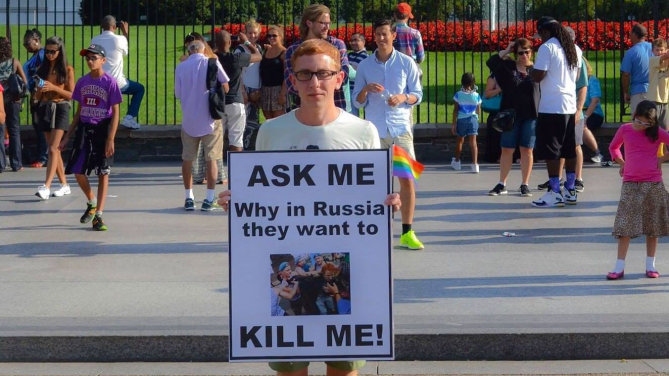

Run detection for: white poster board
[[228, 149, 393, 362]]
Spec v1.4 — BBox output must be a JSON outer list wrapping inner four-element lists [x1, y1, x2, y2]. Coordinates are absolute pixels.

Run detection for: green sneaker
[[400, 230, 424, 250], [80, 203, 97, 223], [92, 215, 108, 231]]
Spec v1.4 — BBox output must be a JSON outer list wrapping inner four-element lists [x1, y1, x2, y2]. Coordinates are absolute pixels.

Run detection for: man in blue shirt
[[353, 18, 424, 250], [621, 23, 653, 116]]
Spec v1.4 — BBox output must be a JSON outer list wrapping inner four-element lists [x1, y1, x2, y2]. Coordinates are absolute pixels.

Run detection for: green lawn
[[7, 24, 627, 126]]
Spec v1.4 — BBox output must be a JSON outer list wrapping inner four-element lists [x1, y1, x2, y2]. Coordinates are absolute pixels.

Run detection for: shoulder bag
[[206, 58, 225, 120]]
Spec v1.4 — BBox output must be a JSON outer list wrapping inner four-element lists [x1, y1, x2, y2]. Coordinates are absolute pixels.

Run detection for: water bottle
[[33, 75, 45, 88]]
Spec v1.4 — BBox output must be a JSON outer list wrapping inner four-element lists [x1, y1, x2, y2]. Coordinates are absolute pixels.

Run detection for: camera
[[231, 35, 239, 42], [33, 75, 44, 88], [116, 20, 123, 28]]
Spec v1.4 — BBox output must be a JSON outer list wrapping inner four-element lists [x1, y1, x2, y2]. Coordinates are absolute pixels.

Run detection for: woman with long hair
[[0, 37, 28, 172], [34, 36, 75, 199], [259, 25, 287, 119]]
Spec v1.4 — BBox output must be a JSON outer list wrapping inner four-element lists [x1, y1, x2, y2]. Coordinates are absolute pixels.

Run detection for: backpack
[[206, 58, 225, 120]]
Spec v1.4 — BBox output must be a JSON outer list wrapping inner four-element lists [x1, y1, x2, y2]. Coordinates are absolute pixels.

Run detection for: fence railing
[[4, 0, 669, 126]]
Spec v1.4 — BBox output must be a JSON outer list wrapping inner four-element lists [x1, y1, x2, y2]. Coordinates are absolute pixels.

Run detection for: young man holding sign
[[218, 38, 399, 376]]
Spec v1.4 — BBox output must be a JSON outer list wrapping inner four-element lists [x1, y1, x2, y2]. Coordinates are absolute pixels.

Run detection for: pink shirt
[[609, 123, 669, 182], [175, 53, 229, 137]]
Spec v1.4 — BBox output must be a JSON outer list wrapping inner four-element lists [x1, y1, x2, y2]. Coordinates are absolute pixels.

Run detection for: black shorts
[[36, 101, 71, 132], [534, 113, 576, 160], [65, 119, 112, 176], [586, 113, 604, 132]]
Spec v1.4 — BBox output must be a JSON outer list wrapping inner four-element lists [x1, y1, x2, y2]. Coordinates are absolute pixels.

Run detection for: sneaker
[[51, 184, 71, 197], [574, 179, 585, 193], [120, 115, 140, 129], [537, 179, 564, 191], [531, 190, 565, 208], [590, 152, 603, 164], [488, 183, 508, 196], [471, 164, 479, 173], [399, 230, 425, 250], [35, 185, 50, 200], [519, 184, 532, 197], [563, 188, 578, 205], [201, 198, 218, 211], [92, 215, 108, 231], [80, 203, 97, 223], [646, 270, 660, 278], [450, 157, 461, 171], [184, 198, 195, 211]]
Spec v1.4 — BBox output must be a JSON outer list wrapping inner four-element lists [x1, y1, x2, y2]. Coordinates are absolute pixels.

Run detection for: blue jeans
[[121, 80, 145, 118], [5, 100, 22, 170]]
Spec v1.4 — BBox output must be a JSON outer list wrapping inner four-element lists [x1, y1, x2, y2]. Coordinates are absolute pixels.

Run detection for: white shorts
[[224, 102, 246, 148]]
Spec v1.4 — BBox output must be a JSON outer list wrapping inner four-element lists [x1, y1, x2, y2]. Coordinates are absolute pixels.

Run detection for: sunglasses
[[184, 32, 202, 44], [633, 118, 652, 127], [517, 50, 531, 56], [267, 34, 279, 38], [84, 55, 101, 61], [45, 49, 59, 55]]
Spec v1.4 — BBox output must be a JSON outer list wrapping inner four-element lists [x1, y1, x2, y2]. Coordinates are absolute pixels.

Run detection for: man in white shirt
[[530, 16, 582, 208], [91, 15, 145, 129], [353, 19, 424, 250]]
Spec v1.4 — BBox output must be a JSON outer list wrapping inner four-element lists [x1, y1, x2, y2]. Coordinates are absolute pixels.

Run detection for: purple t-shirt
[[72, 72, 123, 125]]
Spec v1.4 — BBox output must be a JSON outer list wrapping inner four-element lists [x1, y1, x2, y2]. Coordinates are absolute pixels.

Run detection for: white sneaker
[[121, 115, 140, 129], [531, 190, 565, 208], [51, 184, 71, 197], [471, 164, 479, 173], [562, 188, 578, 205], [450, 157, 461, 171], [590, 152, 603, 164], [35, 185, 50, 200]]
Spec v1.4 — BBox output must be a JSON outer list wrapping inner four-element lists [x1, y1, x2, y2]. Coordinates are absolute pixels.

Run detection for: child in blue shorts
[[451, 72, 482, 173]]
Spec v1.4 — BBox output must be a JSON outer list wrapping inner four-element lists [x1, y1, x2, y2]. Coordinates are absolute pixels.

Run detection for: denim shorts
[[500, 117, 536, 149], [455, 116, 479, 137]]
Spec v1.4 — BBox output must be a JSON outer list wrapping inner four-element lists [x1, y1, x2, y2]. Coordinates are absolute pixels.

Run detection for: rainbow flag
[[392, 144, 424, 180]]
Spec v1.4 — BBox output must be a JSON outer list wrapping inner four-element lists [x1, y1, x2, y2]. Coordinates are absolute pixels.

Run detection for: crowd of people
[[2, 4, 669, 376]]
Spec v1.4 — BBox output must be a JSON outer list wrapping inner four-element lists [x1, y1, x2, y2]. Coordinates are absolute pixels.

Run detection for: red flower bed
[[213, 19, 669, 51]]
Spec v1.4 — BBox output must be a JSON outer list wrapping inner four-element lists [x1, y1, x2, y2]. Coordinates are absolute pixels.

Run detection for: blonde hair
[[245, 18, 260, 33], [267, 25, 284, 41], [299, 4, 330, 40]]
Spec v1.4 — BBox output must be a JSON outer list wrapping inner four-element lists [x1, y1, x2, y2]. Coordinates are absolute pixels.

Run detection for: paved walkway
[[1, 161, 668, 368]]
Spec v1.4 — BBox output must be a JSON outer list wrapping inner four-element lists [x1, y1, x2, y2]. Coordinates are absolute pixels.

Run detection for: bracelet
[[244, 41, 251, 46]]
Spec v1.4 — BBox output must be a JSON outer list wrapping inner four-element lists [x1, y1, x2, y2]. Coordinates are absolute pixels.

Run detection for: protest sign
[[228, 149, 393, 361]]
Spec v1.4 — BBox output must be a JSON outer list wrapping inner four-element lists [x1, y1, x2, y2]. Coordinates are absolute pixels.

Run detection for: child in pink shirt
[[607, 100, 669, 280]]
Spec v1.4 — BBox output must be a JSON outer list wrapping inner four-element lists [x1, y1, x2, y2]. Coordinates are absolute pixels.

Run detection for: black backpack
[[1, 72, 27, 103], [206, 58, 225, 120]]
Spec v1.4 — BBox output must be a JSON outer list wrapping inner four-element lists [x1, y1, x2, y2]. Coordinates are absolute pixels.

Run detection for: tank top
[[260, 50, 285, 87], [0, 59, 13, 81]]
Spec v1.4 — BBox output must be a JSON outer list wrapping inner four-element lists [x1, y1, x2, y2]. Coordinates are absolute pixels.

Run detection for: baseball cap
[[533, 16, 558, 38], [278, 262, 290, 272], [79, 43, 106, 57], [396, 2, 414, 19]]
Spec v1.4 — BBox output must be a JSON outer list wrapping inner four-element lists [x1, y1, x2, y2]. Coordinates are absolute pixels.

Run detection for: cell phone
[[116, 20, 123, 28], [231, 35, 239, 42]]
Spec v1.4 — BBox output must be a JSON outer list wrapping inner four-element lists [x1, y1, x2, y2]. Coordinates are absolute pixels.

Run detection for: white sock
[[646, 257, 656, 272], [206, 189, 216, 202], [499, 182, 505, 187], [613, 259, 625, 273], [185, 189, 194, 200], [88, 199, 97, 207]]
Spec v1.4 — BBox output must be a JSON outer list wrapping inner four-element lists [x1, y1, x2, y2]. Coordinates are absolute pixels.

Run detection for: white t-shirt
[[235, 44, 261, 89], [91, 30, 128, 89], [255, 109, 380, 151], [533, 37, 581, 114]]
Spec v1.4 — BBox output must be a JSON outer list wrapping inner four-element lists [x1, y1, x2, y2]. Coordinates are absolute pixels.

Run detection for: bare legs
[[44, 129, 68, 188]]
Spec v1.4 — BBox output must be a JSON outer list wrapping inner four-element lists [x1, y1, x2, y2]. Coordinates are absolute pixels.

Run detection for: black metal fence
[[4, 0, 669, 125]]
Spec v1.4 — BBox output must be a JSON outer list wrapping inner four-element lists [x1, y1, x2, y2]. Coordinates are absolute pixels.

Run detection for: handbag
[[206, 58, 226, 120], [1, 73, 27, 102], [491, 108, 516, 132], [481, 93, 501, 112]]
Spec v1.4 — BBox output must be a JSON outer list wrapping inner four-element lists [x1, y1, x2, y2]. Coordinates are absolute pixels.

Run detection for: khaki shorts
[[630, 93, 648, 118], [224, 102, 246, 148], [380, 132, 416, 160], [269, 360, 366, 372], [181, 121, 223, 161]]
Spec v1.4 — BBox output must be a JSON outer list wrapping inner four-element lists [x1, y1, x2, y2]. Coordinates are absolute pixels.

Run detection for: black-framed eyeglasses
[[267, 34, 279, 38], [294, 70, 339, 81], [45, 49, 59, 55], [517, 50, 531, 56]]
